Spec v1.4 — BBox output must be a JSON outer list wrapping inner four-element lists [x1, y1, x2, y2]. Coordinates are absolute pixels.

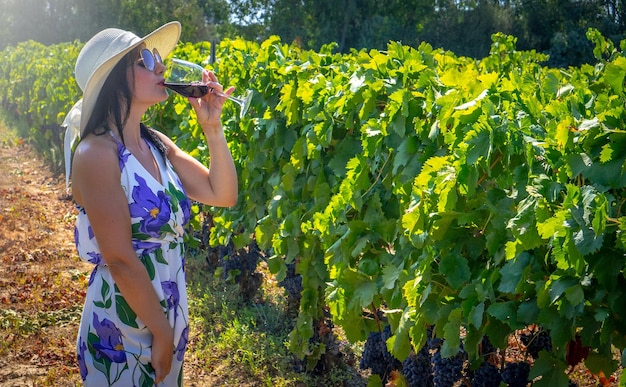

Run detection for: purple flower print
[[179, 195, 191, 226], [92, 312, 127, 363], [129, 174, 171, 237], [74, 225, 95, 249], [175, 325, 189, 361], [116, 142, 130, 170], [86, 251, 102, 265], [166, 179, 191, 227], [77, 337, 88, 380], [132, 240, 162, 256], [162, 281, 180, 318], [87, 266, 98, 286]]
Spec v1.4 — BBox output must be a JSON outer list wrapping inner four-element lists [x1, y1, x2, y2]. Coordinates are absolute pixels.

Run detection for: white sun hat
[[75, 21, 181, 134], [63, 21, 181, 189]]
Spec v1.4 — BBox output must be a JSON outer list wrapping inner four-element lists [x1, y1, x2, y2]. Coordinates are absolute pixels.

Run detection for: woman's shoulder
[[73, 132, 119, 165], [71, 132, 124, 206]]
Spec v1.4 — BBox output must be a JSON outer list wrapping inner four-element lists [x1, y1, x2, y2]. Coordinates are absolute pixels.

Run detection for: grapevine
[[217, 240, 263, 300]]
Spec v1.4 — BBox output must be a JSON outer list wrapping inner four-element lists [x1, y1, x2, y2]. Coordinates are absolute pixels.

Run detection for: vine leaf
[[529, 352, 569, 387], [441, 308, 462, 358], [439, 253, 470, 289], [497, 252, 530, 293]]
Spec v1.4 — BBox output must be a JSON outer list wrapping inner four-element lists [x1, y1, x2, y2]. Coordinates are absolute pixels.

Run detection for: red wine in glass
[[165, 58, 253, 118], [164, 82, 209, 98]]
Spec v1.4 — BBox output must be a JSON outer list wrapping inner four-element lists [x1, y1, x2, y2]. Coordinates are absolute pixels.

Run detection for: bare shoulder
[[73, 133, 118, 163], [71, 134, 121, 204]]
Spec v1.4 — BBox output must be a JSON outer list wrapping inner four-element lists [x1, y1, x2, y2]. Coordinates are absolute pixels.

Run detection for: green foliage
[[0, 40, 81, 172], [5, 29, 626, 385]]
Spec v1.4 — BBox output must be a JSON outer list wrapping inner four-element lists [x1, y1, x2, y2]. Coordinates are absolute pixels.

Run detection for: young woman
[[67, 21, 238, 385]]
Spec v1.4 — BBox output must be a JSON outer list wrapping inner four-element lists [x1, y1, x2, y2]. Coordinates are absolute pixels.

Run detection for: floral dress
[[75, 131, 191, 386]]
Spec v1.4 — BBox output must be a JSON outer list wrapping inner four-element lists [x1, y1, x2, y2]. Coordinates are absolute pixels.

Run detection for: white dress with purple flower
[[75, 132, 191, 386]]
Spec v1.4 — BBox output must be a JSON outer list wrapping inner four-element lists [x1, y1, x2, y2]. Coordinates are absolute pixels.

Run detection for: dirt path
[[0, 133, 89, 386]]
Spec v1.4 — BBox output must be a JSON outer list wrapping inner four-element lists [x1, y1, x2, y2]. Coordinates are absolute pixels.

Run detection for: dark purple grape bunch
[[520, 328, 552, 359], [471, 362, 501, 387], [431, 342, 466, 387], [402, 340, 434, 387], [500, 361, 530, 387], [359, 325, 401, 380]]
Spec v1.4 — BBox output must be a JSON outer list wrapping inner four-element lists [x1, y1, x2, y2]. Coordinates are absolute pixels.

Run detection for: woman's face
[[129, 46, 168, 106]]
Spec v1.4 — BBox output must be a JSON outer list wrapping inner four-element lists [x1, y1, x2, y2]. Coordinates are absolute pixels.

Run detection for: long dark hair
[[81, 47, 168, 159]]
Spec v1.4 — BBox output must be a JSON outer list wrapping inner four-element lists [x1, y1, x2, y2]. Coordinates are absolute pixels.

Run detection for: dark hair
[[81, 47, 168, 159]]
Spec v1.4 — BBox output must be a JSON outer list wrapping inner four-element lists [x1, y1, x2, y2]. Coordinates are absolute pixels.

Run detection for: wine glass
[[164, 58, 252, 118]]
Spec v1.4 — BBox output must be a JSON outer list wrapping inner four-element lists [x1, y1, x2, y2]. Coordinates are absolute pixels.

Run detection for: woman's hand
[[151, 324, 175, 384], [188, 70, 234, 133]]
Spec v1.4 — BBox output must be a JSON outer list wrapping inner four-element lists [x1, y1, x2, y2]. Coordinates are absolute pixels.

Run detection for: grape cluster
[[381, 325, 401, 369], [359, 330, 388, 376], [369, 325, 563, 387], [479, 335, 497, 359], [520, 329, 552, 359], [432, 347, 466, 387], [500, 361, 530, 387], [277, 263, 302, 302], [219, 242, 260, 283], [471, 363, 501, 387], [402, 343, 434, 387], [359, 325, 399, 379]]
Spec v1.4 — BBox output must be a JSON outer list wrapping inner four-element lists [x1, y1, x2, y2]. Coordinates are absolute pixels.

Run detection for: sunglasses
[[137, 48, 162, 72]]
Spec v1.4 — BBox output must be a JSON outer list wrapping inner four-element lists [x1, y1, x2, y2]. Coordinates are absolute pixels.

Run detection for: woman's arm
[[154, 69, 238, 207], [155, 130, 238, 207], [72, 136, 174, 382]]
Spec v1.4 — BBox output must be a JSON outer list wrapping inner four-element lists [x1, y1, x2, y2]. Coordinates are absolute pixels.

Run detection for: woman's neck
[[109, 107, 146, 149]]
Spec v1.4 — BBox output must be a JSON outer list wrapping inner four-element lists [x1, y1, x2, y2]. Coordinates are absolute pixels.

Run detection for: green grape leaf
[[487, 301, 517, 326], [529, 352, 569, 387], [439, 253, 470, 289], [604, 56, 626, 94], [389, 309, 413, 360], [352, 277, 378, 310], [441, 308, 462, 358], [382, 265, 403, 290], [517, 301, 539, 324], [498, 252, 530, 293], [464, 125, 492, 165], [468, 301, 484, 328]]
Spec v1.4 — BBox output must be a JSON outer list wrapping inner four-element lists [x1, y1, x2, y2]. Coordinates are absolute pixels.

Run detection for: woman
[[67, 21, 238, 385]]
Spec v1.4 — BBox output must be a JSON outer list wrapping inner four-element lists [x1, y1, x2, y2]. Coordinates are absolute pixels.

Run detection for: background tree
[[0, 0, 625, 67], [0, 0, 227, 48], [419, 1, 516, 58]]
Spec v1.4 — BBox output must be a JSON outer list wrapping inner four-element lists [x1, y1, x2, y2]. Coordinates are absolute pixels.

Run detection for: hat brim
[[79, 21, 181, 134]]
